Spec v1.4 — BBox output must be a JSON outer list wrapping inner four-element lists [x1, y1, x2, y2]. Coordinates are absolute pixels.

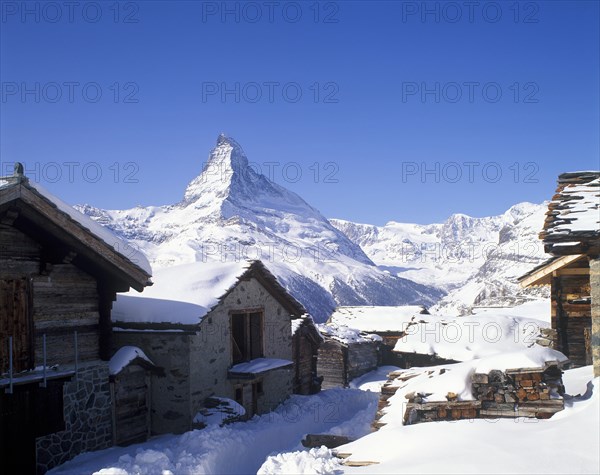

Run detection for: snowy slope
[[76, 135, 442, 322], [331, 202, 550, 315]]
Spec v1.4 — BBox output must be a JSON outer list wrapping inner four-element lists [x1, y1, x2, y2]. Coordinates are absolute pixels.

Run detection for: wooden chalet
[[0, 166, 152, 473], [112, 259, 310, 435], [519, 171, 600, 376]]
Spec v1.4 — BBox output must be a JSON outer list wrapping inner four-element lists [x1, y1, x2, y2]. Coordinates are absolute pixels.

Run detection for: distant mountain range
[[331, 202, 550, 315]]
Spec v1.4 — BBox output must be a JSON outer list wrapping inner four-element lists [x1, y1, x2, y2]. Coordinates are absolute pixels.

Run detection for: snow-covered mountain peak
[[183, 134, 252, 204], [77, 136, 442, 320]]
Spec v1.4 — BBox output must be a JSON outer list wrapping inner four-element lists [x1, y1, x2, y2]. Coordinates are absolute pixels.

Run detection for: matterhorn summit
[[77, 134, 442, 320], [183, 134, 251, 204]]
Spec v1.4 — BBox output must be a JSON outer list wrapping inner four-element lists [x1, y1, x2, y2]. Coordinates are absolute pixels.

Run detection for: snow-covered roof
[[540, 171, 600, 254], [291, 314, 323, 343], [392, 310, 552, 362], [228, 358, 293, 375], [327, 305, 429, 333], [0, 174, 152, 281], [112, 259, 305, 326], [109, 346, 156, 375], [317, 323, 381, 345]]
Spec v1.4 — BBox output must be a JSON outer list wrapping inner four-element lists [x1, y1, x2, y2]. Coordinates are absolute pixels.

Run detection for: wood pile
[[374, 364, 565, 428], [473, 365, 564, 419]]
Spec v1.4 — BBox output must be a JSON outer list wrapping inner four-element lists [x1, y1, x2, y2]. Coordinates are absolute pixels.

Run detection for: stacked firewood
[[375, 364, 566, 428], [473, 365, 564, 419]]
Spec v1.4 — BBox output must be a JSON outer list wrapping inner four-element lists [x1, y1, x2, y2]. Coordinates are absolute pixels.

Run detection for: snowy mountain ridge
[[330, 201, 550, 315], [76, 135, 442, 321]]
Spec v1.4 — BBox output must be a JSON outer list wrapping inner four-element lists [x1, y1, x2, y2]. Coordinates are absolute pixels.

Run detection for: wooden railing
[[1, 331, 80, 394]]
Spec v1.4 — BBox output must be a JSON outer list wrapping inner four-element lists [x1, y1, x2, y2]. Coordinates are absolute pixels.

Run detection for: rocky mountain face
[[76, 135, 443, 321]]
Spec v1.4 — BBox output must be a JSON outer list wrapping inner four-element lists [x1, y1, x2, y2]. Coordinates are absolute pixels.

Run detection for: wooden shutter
[[0, 278, 33, 373], [249, 312, 263, 360], [231, 314, 246, 364]]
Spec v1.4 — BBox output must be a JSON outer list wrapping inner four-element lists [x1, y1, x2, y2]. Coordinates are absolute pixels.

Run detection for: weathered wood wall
[[346, 341, 379, 382], [1, 224, 104, 370], [317, 340, 346, 389], [317, 339, 379, 389], [293, 330, 317, 394], [552, 261, 592, 366]]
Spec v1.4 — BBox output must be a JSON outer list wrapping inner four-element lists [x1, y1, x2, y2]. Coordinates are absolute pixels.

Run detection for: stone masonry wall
[[190, 276, 294, 418], [35, 361, 112, 474]]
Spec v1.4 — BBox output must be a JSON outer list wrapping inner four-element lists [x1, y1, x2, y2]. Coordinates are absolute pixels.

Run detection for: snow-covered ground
[[50, 362, 599, 475], [259, 366, 600, 475], [49, 389, 379, 475], [50, 298, 598, 475]]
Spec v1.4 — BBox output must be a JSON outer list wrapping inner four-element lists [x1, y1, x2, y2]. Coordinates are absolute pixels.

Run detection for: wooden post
[[40, 334, 47, 388], [74, 331, 79, 382], [7, 336, 13, 394], [554, 277, 569, 357], [97, 285, 115, 361]]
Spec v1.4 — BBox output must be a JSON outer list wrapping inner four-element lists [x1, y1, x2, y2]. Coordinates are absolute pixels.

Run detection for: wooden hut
[[109, 346, 162, 447], [317, 324, 381, 389], [519, 171, 600, 376], [0, 167, 152, 473], [291, 316, 322, 394], [326, 305, 430, 366]]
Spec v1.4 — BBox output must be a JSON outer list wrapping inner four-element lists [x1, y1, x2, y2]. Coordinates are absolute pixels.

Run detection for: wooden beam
[[554, 268, 589, 276], [0, 209, 19, 225], [520, 254, 585, 288]]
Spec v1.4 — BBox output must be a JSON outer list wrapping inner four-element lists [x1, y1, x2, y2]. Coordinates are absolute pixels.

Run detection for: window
[[231, 311, 263, 364]]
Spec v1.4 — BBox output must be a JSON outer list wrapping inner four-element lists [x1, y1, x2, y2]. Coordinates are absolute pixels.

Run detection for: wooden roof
[[518, 254, 586, 287], [539, 171, 600, 256], [0, 175, 152, 292]]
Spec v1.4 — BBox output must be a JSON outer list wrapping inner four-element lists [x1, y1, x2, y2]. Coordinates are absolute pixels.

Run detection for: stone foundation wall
[[36, 361, 112, 474]]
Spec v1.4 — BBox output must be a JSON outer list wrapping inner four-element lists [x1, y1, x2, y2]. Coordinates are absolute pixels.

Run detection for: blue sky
[[1, 0, 599, 225]]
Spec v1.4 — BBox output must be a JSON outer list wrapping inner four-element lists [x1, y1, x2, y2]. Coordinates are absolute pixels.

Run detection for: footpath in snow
[[49, 388, 379, 475]]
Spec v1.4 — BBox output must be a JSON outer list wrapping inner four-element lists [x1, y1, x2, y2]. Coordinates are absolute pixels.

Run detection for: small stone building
[[112, 260, 307, 435], [0, 168, 152, 473], [519, 171, 600, 376], [326, 305, 430, 366]]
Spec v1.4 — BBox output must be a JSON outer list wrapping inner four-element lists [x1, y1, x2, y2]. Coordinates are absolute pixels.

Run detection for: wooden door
[[0, 278, 33, 373], [114, 366, 151, 446]]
